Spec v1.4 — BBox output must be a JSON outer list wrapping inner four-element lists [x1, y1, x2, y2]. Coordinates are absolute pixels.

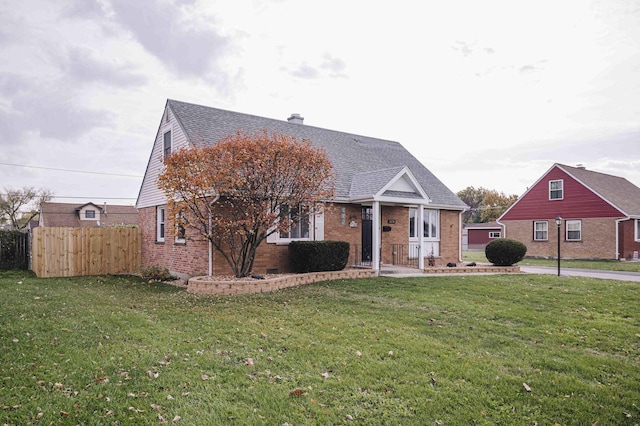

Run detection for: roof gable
[[499, 164, 637, 221], [349, 166, 430, 203], [155, 99, 466, 209]]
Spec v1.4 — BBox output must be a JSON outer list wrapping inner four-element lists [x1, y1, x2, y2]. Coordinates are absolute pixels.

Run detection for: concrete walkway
[[380, 265, 640, 282], [519, 266, 640, 282]]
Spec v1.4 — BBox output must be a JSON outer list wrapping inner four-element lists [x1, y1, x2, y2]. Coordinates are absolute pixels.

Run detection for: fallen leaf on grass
[[289, 388, 305, 396], [523, 383, 532, 392], [148, 370, 159, 379], [173, 415, 181, 422], [246, 358, 254, 366], [355, 351, 362, 357], [321, 372, 330, 379]]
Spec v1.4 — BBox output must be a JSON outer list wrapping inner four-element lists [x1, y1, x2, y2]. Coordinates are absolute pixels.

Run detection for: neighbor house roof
[[166, 99, 466, 209], [39, 202, 138, 227], [557, 164, 640, 216]]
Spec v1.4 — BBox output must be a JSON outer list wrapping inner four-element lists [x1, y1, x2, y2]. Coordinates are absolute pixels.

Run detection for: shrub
[[485, 238, 527, 266], [289, 241, 350, 273], [141, 266, 176, 281]]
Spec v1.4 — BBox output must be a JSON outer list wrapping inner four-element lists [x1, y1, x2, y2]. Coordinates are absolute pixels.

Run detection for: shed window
[[534, 221, 548, 241], [566, 220, 581, 241], [549, 180, 563, 200], [85, 210, 95, 219]]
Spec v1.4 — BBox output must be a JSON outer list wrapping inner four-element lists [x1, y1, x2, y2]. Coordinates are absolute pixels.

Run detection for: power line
[[0, 162, 143, 178]]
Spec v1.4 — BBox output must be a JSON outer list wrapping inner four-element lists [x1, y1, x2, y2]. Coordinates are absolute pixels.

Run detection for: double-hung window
[[279, 204, 310, 239], [566, 219, 581, 241], [157, 206, 165, 242], [534, 221, 548, 241], [635, 219, 640, 242], [549, 179, 563, 200]]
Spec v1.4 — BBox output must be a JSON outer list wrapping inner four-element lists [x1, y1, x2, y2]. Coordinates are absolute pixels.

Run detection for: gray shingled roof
[[168, 99, 466, 208], [558, 164, 640, 216]]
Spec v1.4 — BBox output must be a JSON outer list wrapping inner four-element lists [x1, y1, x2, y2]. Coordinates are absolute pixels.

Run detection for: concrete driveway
[[520, 266, 640, 282]]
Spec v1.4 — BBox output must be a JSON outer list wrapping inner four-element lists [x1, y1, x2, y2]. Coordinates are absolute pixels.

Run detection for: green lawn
[[1, 270, 639, 425], [463, 250, 640, 272]]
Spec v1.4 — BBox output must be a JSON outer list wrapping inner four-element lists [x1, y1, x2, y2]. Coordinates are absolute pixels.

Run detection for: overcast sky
[[1, 0, 639, 208]]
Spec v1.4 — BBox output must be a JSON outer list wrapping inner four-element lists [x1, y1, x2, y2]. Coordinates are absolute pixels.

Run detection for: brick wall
[[439, 210, 462, 265], [141, 204, 463, 276], [503, 218, 618, 259], [619, 219, 640, 260]]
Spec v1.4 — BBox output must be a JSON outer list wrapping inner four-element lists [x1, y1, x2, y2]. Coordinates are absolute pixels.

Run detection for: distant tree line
[[457, 186, 518, 223], [0, 187, 52, 230]]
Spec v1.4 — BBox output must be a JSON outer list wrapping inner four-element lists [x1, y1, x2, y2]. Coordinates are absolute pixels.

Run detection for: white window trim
[[549, 179, 564, 200], [489, 231, 501, 239], [409, 208, 440, 241], [157, 206, 165, 242], [566, 219, 582, 241], [635, 219, 640, 242], [534, 220, 548, 241]]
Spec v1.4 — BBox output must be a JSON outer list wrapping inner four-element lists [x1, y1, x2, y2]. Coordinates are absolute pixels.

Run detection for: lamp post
[[555, 216, 562, 277]]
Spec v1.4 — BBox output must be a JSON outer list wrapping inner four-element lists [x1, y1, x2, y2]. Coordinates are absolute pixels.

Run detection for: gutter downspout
[[458, 210, 463, 262], [496, 219, 506, 238], [208, 194, 220, 276]]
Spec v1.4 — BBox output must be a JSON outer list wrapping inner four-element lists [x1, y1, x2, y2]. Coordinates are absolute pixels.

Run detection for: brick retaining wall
[[187, 269, 378, 295]]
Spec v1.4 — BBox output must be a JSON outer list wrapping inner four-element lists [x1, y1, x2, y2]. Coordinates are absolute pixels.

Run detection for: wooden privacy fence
[[32, 227, 141, 278]]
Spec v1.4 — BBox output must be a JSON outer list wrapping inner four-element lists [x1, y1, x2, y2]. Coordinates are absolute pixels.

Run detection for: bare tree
[[0, 187, 53, 230]]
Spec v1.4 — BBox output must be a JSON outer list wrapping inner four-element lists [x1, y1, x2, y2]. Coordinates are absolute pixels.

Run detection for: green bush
[[288, 241, 350, 273], [485, 238, 527, 266]]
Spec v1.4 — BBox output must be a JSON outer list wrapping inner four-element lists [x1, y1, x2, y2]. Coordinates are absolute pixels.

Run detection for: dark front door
[[361, 207, 373, 264]]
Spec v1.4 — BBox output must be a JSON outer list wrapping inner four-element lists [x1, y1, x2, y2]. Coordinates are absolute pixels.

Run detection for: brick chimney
[[287, 113, 304, 124]]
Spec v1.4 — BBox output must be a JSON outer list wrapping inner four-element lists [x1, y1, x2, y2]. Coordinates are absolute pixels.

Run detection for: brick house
[[39, 202, 138, 228], [136, 99, 468, 277], [498, 163, 640, 260]]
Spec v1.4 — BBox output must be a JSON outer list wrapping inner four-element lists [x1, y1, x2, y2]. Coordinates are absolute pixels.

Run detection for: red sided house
[[498, 164, 640, 260], [136, 99, 468, 277]]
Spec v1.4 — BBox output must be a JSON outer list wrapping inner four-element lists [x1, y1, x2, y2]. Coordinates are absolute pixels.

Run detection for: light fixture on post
[[555, 216, 562, 277]]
